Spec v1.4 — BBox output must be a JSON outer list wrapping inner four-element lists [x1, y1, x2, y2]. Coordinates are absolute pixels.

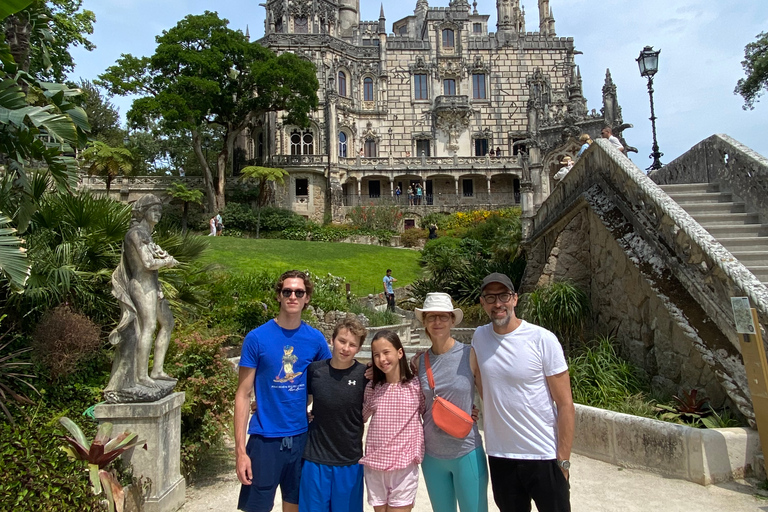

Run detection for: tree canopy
[[735, 31, 768, 110], [97, 11, 319, 212], [3, 0, 95, 80]]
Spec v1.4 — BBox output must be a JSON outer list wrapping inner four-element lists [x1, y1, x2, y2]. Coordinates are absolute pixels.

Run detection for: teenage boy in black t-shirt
[[299, 319, 369, 512]]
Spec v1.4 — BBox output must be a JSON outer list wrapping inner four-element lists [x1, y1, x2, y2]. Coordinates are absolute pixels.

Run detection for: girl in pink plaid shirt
[[361, 330, 425, 512]]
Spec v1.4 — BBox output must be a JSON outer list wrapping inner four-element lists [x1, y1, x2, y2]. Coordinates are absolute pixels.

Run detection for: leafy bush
[[167, 329, 238, 478], [520, 280, 590, 353], [31, 306, 102, 379], [306, 271, 351, 313], [401, 228, 427, 248], [410, 255, 525, 307], [0, 419, 103, 511], [348, 205, 403, 230], [258, 207, 307, 232], [206, 271, 278, 334], [420, 212, 450, 230]]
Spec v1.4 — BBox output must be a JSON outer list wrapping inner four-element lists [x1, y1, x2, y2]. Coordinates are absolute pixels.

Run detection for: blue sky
[[70, 0, 768, 167]]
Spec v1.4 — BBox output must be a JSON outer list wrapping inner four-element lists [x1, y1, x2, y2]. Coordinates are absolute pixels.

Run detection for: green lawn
[[200, 237, 424, 295]]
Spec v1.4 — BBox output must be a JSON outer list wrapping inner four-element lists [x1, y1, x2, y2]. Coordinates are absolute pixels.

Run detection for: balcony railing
[[339, 154, 520, 169], [343, 192, 520, 207], [433, 95, 470, 110], [272, 154, 329, 166]]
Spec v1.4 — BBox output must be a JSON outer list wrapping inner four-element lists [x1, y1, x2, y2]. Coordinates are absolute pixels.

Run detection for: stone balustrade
[[525, 138, 768, 424], [650, 133, 768, 224]]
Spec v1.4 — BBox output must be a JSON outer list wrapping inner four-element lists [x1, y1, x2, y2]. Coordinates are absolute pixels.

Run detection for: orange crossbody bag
[[425, 351, 474, 439]]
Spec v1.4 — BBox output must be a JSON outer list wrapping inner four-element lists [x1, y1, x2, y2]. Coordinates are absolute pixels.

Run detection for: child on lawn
[[299, 319, 369, 512], [361, 330, 425, 512]]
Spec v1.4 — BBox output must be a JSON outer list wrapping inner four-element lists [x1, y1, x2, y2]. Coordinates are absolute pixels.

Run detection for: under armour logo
[[348, 380, 356, 386]]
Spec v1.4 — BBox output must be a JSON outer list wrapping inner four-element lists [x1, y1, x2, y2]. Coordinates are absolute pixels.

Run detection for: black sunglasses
[[281, 288, 306, 298]]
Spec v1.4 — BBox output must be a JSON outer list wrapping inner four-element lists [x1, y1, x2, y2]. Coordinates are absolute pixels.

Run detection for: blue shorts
[[238, 433, 308, 512], [299, 460, 364, 512]]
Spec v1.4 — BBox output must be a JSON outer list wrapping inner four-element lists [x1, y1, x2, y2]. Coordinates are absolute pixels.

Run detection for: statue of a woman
[[105, 194, 179, 403]]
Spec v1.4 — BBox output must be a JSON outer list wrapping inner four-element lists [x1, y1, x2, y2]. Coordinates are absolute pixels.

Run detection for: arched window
[[339, 132, 348, 158], [338, 71, 347, 97], [291, 129, 314, 155], [364, 77, 374, 101], [291, 131, 302, 155], [442, 29, 455, 48], [303, 132, 314, 154], [294, 16, 308, 33]]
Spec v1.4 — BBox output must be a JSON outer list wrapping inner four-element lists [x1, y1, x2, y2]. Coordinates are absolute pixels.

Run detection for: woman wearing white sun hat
[[414, 292, 489, 512]]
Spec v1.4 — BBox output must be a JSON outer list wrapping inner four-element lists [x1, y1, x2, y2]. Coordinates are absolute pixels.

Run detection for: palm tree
[[80, 140, 133, 194], [239, 165, 287, 238], [166, 182, 203, 233]]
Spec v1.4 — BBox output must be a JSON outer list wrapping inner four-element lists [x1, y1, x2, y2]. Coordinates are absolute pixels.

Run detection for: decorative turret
[[538, 0, 556, 36], [378, 4, 386, 34], [245, 25, 250, 41], [497, 0, 523, 36], [567, 66, 587, 117], [338, 0, 360, 37], [602, 68, 620, 126]]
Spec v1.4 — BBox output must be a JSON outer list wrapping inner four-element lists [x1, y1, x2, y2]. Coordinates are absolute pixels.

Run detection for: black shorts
[[488, 457, 570, 512], [237, 433, 308, 512]]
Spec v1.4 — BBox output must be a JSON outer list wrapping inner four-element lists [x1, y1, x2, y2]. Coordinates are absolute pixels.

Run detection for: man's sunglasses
[[280, 288, 306, 298]]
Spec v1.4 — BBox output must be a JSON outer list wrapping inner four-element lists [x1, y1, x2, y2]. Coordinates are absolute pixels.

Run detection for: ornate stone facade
[[236, 0, 630, 222]]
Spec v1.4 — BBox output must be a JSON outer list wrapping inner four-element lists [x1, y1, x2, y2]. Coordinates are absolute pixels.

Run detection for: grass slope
[[201, 237, 423, 295]]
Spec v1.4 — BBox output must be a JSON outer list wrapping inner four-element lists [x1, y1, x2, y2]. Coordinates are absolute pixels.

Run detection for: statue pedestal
[[95, 392, 186, 512]]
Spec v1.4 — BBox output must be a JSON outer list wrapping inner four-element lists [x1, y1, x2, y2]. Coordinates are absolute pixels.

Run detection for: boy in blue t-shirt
[[299, 318, 368, 512], [235, 270, 332, 512]]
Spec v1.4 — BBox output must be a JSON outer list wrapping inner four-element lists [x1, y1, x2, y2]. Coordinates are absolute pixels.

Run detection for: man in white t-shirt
[[601, 126, 625, 153], [470, 273, 575, 512]]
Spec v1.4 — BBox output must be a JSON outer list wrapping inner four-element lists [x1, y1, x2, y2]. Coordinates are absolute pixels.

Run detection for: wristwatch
[[557, 459, 571, 470]]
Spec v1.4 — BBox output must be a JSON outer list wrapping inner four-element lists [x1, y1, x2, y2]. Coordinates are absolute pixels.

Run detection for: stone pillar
[[95, 393, 186, 512], [454, 177, 459, 199], [486, 176, 492, 206], [357, 179, 362, 204]]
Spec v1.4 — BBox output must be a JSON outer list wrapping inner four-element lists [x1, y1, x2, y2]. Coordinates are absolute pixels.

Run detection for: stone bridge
[[520, 136, 768, 425]]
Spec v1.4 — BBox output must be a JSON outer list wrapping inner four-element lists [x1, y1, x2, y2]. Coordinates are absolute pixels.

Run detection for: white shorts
[[364, 464, 419, 508]]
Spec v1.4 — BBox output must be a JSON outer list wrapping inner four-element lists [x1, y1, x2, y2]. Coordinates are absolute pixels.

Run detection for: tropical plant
[[13, 191, 130, 324], [59, 416, 146, 512], [568, 335, 645, 410], [0, 212, 30, 291], [165, 182, 203, 233], [239, 165, 288, 238], [521, 280, 590, 353], [0, 333, 38, 424], [81, 140, 133, 193]]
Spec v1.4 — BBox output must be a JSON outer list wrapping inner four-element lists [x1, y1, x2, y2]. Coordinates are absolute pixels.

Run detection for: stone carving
[[105, 194, 179, 403], [433, 98, 473, 150]]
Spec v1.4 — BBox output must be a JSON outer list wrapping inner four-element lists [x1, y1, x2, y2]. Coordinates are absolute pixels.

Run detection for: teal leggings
[[422, 446, 489, 512]]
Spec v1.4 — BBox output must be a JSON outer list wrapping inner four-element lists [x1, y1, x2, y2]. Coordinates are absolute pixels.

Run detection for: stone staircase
[[660, 183, 768, 286], [356, 328, 431, 362]]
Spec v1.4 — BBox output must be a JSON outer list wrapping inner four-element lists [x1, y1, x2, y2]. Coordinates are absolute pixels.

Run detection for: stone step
[[747, 266, 768, 282], [704, 224, 768, 238], [357, 342, 432, 362], [668, 193, 734, 205], [718, 237, 768, 252], [659, 183, 720, 194], [691, 212, 760, 226], [680, 202, 748, 215], [729, 251, 768, 266]]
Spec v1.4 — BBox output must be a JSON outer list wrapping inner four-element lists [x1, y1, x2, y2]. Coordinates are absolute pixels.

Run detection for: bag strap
[[424, 351, 436, 391]]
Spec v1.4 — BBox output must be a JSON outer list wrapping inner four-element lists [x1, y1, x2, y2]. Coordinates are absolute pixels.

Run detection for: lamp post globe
[[637, 46, 663, 171]]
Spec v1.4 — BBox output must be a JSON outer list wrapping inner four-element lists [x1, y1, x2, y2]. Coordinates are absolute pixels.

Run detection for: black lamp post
[[636, 46, 663, 170]]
